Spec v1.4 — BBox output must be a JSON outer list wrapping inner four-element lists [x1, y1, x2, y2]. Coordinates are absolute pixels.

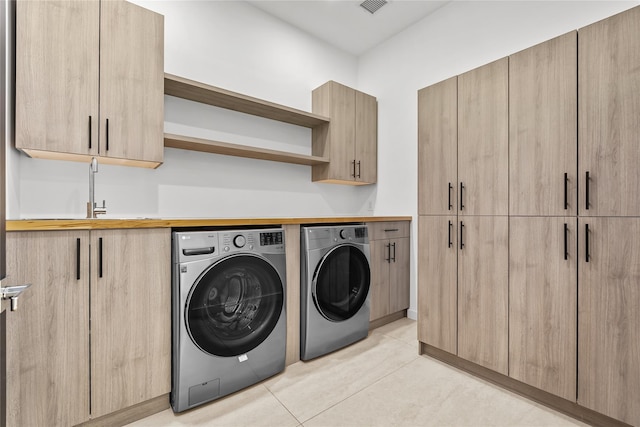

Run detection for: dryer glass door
[[313, 245, 370, 322], [186, 254, 284, 357]]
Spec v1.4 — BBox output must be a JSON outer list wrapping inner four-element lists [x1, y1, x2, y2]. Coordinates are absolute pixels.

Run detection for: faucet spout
[[87, 157, 107, 218]]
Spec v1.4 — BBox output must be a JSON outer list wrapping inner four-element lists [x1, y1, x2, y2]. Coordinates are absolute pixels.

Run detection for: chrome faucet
[[87, 157, 107, 218]]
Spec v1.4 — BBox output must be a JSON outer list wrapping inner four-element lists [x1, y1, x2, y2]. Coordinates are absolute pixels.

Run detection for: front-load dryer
[[300, 224, 371, 361], [171, 228, 286, 412]]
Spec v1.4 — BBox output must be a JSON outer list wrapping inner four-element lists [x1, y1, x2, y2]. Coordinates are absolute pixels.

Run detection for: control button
[[233, 235, 246, 248], [249, 244, 254, 250], [224, 246, 230, 252]]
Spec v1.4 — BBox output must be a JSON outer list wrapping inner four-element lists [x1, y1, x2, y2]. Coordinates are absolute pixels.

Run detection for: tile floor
[[128, 318, 587, 426]]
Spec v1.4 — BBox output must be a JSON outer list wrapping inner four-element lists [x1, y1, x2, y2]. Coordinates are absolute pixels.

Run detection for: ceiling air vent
[[360, 0, 387, 15]]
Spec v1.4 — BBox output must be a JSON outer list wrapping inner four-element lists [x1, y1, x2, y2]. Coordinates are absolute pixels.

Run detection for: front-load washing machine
[[171, 228, 286, 412], [300, 224, 371, 361]]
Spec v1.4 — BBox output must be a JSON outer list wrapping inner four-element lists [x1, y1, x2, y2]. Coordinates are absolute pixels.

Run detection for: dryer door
[[186, 254, 284, 357], [312, 244, 370, 322]]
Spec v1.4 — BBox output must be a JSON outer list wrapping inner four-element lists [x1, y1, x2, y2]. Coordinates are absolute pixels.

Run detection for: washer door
[[186, 254, 284, 357], [312, 244, 370, 322]]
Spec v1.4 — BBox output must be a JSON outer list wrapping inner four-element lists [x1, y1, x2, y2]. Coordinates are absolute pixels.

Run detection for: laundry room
[[1, 0, 639, 426]]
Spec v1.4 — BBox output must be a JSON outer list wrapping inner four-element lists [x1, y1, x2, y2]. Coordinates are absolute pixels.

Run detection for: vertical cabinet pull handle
[[448, 220, 453, 248], [585, 223, 590, 263], [351, 160, 356, 178], [564, 173, 568, 210], [585, 171, 590, 210], [76, 238, 81, 280], [460, 221, 465, 250], [391, 242, 396, 262], [460, 182, 465, 211], [98, 237, 103, 278], [564, 223, 568, 260], [448, 183, 453, 210], [357, 161, 361, 178], [106, 119, 110, 152], [88, 116, 92, 149], [385, 243, 390, 262]]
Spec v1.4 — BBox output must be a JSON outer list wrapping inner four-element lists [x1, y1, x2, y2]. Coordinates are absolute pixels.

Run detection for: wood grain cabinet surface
[[16, 0, 164, 168], [578, 217, 640, 426], [578, 6, 640, 217], [367, 222, 410, 322], [509, 32, 577, 216], [312, 81, 377, 185], [4, 229, 171, 425], [509, 217, 577, 401]]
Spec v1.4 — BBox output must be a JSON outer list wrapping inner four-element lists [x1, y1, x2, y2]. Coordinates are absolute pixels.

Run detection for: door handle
[[88, 116, 92, 150], [460, 182, 465, 211], [564, 223, 568, 260], [585, 171, 590, 210], [564, 173, 568, 210], [385, 243, 391, 263], [448, 220, 453, 248], [105, 118, 110, 152], [391, 242, 396, 262], [585, 223, 590, 263], [356, 160, 361, 178], [98, 237, 104, 278], [448, 183, 453, 210], [351, 160, 356, 178], [460, 221, 465, 250], [76, 238, 81, 280]]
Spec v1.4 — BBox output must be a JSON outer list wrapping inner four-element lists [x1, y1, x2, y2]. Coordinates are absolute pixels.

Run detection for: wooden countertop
[[6, 216, 412, 231]]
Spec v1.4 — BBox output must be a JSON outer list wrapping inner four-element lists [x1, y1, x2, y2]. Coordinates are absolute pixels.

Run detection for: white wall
[[358, 0, 640, 319], [12, 0, 374, 219]]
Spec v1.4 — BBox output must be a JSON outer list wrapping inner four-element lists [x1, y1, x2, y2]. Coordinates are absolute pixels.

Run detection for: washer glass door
[[186, 254, 284, 357], [312, 245, 370, 322]]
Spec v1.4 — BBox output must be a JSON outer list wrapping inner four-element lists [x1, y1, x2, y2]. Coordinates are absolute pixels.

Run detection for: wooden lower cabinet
[[417, 215, 457, 355], [4, 228, 170, 425], [457, 216, 508, 375], [368, 222, 410, 322], [578, 217, 640, 426], [509, 217, 577, 401]]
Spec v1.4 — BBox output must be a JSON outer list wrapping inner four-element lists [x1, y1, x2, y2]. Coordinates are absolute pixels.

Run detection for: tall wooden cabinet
[[4, 229, 170, 425], [16, 0, 164, 168], [578, 6, 640, 217], [368, 222, 410, 322], [312, 81, 377, 185]]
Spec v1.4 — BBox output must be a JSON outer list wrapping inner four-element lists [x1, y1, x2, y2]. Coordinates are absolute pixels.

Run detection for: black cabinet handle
[[351, 160, 356, 178], [384, 228, 399, 233], [564, 223, 568, 260], [106, 119, 110, 152], [585, 171, 590, 210], [98, 237, 103, 278], [76, 238, 81, 280], [385, 243, 391, 262], [356, 161, 361, 178], [88, 116, 92, 150], [460, 221, 465, 250], [448, 220, 453, 248], [460, 182, 465, 211], [391, 242, 396, 262], [564, 173, 568, 210], [448, 183, 453, 211], [585, 223, 590, 263]]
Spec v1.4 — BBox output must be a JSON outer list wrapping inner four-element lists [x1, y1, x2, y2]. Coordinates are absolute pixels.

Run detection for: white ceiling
[[246, 0, 451, 56]]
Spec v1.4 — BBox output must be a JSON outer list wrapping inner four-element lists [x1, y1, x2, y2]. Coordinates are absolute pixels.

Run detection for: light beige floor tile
[[370, 317, 418, 347], [125, 383, 298, 427], [265, 332, 419, 423], [304, 356, 587, 427]]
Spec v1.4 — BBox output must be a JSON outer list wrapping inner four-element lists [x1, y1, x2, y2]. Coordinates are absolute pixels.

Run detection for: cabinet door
[[509, 217, 577, 401], [418, 216, 457, 355], [16, 0, 99, 157], [418, 77, 457, 215], [355, 90, 377, 184], [100, 0, 164, 164], [458, 59, 508, 216], [510, 32, 577, 216], [579, 7, 640, 216], [578, 218, 640, 426], [389, 237, 410, 313], [369, 239, 390, 321], [5, 231, 90, 426], [458, 216, 508, 374], [90, 229, 171, 417]]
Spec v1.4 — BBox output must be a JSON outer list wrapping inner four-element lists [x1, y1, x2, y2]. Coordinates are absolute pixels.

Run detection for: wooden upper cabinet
[[418, 77, 457, 215], [100, 0, 164, 165], [509, 217, 577, 401], [16, 0, 164, 169], [578, 217, 640, 426], [312, 81, 377, 185], [16, 0, 100, 158], [579, 6, 640, 216], [458, 58, 508, 216], [457, 216, 508, 374], [510, 32, 577, 216]]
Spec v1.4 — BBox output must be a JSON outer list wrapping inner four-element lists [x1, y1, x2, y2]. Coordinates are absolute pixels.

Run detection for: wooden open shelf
[[164, 73, 330, 128], [164, 133, 329, 166]]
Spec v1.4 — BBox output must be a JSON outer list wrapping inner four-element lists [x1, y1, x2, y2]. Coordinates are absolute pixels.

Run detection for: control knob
[[339, 229, 347, 239], [233, 235, 246, 248]]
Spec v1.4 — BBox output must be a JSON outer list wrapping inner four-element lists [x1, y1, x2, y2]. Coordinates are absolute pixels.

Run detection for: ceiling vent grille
[[360, 0, 387, 15]]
